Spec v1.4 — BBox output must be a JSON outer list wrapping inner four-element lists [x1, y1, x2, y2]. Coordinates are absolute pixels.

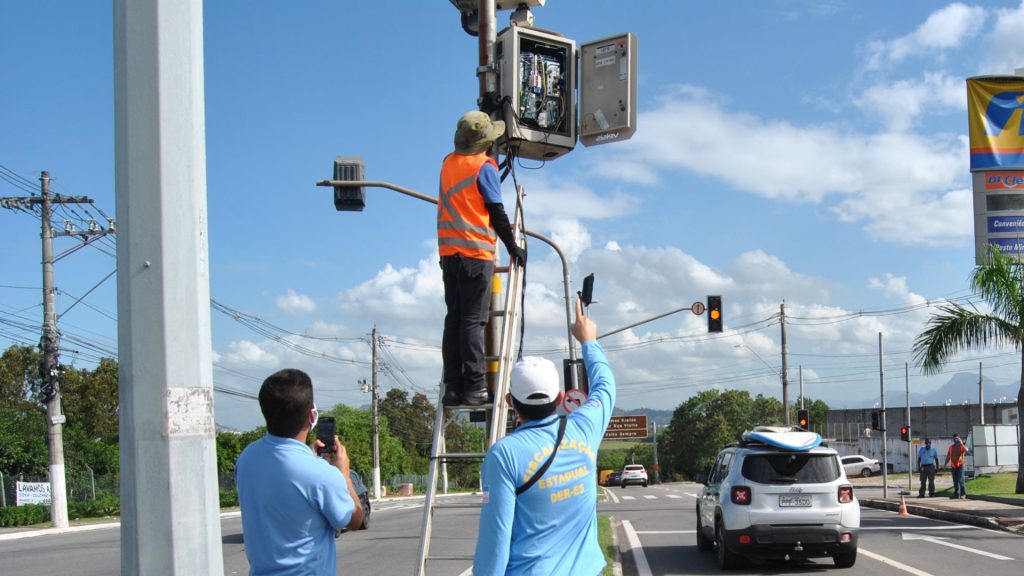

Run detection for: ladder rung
[[489, 309, 506, 318], [444, 402, 493, 411], [428, 554, 476, 561], [433, 501, 483, 510], [434, 452, 487, 461]]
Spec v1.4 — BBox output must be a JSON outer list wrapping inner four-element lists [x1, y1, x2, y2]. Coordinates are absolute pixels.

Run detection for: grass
[[598, 513, 616, 575], [964, 473, 1024, 499]]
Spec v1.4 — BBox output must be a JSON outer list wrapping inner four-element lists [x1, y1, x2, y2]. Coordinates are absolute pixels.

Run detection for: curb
[[608, 515, 623, 576], [859, 498, 1023, 533]]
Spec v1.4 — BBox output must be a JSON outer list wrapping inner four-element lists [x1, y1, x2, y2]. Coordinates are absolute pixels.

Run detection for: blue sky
[[3, 1, 1024, 431]]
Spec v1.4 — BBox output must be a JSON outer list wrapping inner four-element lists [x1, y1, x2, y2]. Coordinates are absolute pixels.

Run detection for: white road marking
[[859, 525, 972, 531], [603, 487, 620, 504], [643, 495, 657, 500], [901, 532, 1013, 560], [457, 567, 472, 576], [667, 494, 682, 499], [621, 495, 636, 500], [621, 520, 653, 576], [635, 530, 696, 534], [860, 547, 938, 576]]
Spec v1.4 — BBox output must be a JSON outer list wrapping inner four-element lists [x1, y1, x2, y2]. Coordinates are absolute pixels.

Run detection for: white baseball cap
[[510, 356, 561, 405]]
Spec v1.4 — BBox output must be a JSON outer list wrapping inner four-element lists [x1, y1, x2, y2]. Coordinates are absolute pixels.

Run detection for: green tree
[[913, 245, 1024, 493], [61, 357, 119, 441], [0, 345, 43, 407], [661, 389, 755, 480], [752, 394, 783, 426], [0, 403, 48, 477], [380, 389, 434, 458]]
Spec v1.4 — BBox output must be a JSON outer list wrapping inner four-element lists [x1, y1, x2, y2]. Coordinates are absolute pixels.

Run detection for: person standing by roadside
[[943, 433, 970, 499], [917, 438, 939, 497], [236, 368, 364, 575]]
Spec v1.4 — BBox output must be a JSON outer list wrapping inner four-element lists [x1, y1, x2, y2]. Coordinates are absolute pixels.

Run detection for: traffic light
[[871, 411, 881, 431], [796, 409, 809, 430], [707, 295, 723, 333], [900, 425, 911, 442]]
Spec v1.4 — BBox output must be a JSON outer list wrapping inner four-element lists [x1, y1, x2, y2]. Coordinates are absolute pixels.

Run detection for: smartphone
[[316, 416, 336, 455], [579, 273, 595, 307]]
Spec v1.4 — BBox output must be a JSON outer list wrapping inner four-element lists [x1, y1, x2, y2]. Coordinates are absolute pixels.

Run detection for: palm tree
[[912, 245, 1024, 494]]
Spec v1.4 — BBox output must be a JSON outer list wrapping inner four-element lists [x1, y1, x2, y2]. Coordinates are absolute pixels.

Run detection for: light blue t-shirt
[[474, 341, 616, 576], [918, 444, 939, 466], [236, 434, 355, 576], [477, 162, 503, 204]]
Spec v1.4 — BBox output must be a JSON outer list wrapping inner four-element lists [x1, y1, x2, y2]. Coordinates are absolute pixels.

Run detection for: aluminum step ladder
[[414, 186, 527, 576]]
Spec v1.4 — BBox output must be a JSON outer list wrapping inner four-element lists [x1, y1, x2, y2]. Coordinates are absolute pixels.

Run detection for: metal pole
[[906, 362, 912, 492], [371, 327, 381, 500], [1, 470, 6, 507], [781, 302, 790, 425], [115, 1, 224, 573], [40, 171, 70, 529], [652, 421, 659, 485], [879, 332, 888, 498], [979, 361, 985, 425], [799, 365, 804, 410]]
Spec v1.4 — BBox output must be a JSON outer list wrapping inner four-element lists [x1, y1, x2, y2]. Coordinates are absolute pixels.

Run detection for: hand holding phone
[[316, 416, 336, 455]]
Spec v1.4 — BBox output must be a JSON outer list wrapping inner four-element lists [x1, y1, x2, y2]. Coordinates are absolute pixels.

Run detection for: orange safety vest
[[437, 152, 498, 260]]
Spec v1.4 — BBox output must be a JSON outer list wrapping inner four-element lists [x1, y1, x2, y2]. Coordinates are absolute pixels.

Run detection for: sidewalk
[[853, 474, 1024, 535]]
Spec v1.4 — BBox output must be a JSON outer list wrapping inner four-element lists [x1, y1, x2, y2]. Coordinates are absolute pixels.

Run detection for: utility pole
[[780, 302, 790, 425], [371, 326, 381, 500], [651, 421, 659, 484], [115, 1, 224, 573], [979, 362, 985, 425], [2, 171, 113, 528], [879, 332, 888, 499]]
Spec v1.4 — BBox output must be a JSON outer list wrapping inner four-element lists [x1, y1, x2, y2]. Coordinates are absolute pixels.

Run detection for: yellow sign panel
[[967, 76, 1024, 171]]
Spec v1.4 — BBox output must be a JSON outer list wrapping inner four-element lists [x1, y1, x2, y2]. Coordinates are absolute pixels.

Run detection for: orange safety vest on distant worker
[[437, 153, 498, 261], [947, 442, 968, 469]]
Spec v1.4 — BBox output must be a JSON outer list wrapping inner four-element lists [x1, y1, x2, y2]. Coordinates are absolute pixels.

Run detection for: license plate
[[779, 495, 812, 507]]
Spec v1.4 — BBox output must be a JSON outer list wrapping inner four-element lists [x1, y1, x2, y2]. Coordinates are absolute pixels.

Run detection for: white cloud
[[595, 88, 967, 246], [983, 1, 1024, 74], [338, 256, 445, 325], [276, 288, 317, 314], [854, 72, 965, 131], [866, 3, 987, 69]]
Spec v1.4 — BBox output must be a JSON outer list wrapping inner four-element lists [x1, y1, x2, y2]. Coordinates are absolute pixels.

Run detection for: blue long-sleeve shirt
[[473, 340, 616, 576]]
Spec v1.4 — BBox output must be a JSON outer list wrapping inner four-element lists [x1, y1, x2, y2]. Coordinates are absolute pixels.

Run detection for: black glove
[[510, 245, 527, 266]]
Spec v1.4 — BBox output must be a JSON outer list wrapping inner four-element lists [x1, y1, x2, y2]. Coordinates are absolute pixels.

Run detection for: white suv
[[620, 464, 648, 488], [695, 437, 859, 569]]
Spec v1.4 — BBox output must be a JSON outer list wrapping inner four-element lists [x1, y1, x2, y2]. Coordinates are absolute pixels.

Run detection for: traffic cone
[[898, 494, 910, 517]]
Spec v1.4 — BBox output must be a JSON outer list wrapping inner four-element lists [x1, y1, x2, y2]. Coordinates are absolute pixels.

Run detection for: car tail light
[[840, 532, 853, 543], [731, 486, 751, 505], [738, 534, 751, 545], [838, 485, 854, 503]]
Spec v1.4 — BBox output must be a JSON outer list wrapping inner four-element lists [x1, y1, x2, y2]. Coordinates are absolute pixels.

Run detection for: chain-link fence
[[1, 470, 119, 508]]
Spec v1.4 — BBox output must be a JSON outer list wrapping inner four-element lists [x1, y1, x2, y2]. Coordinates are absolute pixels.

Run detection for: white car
[[696, 438, 860, 569], [620, 464, 648, 487], [841, 455, 880, 478]]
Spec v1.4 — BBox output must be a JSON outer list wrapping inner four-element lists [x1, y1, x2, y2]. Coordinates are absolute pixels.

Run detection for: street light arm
[[597, 306, 692, 340]]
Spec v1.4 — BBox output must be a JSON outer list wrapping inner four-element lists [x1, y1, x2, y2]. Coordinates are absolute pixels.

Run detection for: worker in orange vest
[[438, 111, 526, 406], [944, 433, 969, 499]]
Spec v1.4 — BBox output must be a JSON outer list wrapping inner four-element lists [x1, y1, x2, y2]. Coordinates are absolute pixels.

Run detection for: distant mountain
[[858, 372, 1019, 408], [613, 407, 673, 427]]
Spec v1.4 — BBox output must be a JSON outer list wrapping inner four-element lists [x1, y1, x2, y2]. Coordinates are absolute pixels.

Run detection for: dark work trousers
[[918, 464, 936, 496], [440, 254, 494, 395]]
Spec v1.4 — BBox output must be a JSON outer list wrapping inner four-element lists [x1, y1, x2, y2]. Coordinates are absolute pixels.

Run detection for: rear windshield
[[625, 465, 644, 471], [741, 453, 840, 484]]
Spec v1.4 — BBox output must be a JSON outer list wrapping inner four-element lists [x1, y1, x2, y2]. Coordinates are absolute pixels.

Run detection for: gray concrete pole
[[979, 362, 985, 425], [40, 171, 69, 529], [371, 327, 382, 500], [780, 302, 790, 425], [879, 332, 888, 498], [114, 1, 224, 574]]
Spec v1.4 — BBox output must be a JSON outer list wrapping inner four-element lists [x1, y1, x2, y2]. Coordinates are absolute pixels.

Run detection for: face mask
[[954, 438, 961, 444], [310, 405, 319, 430]]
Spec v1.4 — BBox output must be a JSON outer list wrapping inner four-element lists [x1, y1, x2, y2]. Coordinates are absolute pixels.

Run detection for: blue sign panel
[[988, 215, 1024, 233], [988, 237, 1024, 254]]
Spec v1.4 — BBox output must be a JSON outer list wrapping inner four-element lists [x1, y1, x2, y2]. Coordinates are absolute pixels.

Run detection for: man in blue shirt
[[236, 369, 364, 575], [917, 438, 939, 498], [474, 299, 615, 576]]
